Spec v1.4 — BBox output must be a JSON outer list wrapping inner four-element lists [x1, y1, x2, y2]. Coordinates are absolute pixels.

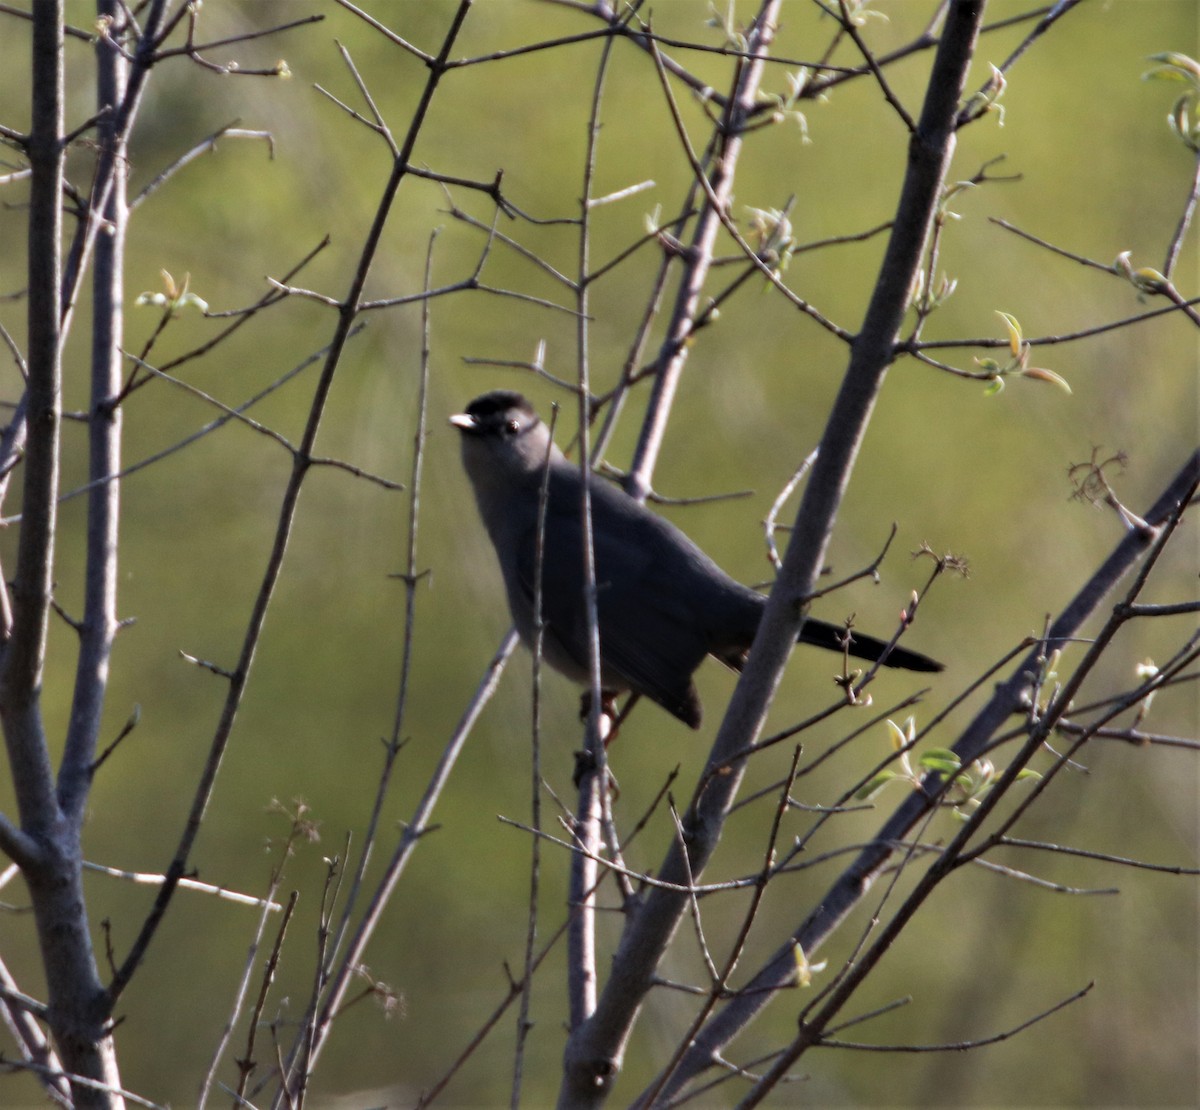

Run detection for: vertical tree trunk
[[3, 3, 126, 1105]]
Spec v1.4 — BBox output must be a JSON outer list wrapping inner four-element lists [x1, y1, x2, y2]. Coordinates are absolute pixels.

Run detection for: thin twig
[[821, 982, 1094, 1052]]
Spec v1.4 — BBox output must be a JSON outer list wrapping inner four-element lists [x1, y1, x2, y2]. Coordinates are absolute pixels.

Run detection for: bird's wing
[[513, 474, 714, 725]]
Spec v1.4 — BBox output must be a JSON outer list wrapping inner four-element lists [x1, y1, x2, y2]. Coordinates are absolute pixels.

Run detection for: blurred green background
[[0, 1, 1196, 1106]]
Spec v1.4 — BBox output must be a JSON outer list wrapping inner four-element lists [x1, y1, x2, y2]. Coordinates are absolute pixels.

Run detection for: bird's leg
[[608, 693, 642, 741], [579, 690, 642, 746], [578, 689, 626, 742], [572, 745, 595, 787], [573, 750, 621, 796], [573, 690, 624, 792]]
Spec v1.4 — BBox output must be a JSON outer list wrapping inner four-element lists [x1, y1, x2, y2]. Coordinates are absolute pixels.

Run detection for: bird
[[450, 390, 941, 729]]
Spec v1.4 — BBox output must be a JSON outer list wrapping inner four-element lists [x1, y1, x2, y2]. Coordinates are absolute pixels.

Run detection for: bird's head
[[449, 391, 561, 490]]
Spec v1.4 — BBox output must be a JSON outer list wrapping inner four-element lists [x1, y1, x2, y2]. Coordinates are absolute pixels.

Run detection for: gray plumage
[[451, 390, 941, 728]]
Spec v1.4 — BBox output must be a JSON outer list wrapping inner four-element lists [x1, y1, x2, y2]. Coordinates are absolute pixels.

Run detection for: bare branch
[[833, 0, 916, 131], [132, 124, 274, 210], [820, 982, 1094, 1052], [995, 836, 1200, 876], [1163, 149, 1200, 278]]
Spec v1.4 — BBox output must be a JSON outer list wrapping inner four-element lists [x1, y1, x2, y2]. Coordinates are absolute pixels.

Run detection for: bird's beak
[[448, 412, 477, 432]]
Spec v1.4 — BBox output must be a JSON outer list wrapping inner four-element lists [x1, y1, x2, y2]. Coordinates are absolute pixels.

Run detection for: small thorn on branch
[[179, 650, 236, 680], [387, 567, 432, 587], [90, 704, 142, 775], [49, 596, 82, 633]]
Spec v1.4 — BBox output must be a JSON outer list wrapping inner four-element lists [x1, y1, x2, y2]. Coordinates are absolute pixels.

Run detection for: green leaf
[[1021, 366, 1073, 394], [791, 941, 826, 987], [856, 771, 898, 801], [1143, 52, 1200, 87], [885, 718, 909, 751], [918, 750, 962, 775], [996, 310, 1023, 356]]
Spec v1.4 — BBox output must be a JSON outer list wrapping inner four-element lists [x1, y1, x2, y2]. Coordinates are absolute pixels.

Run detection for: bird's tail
[[798, 617, 942, 673]]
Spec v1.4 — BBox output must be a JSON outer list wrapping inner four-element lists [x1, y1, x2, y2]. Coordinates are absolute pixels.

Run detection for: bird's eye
[[504, 419, 520, 436]]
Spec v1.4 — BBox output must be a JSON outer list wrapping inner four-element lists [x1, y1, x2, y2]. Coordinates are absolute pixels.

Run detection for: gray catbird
[[451, 390, 941, 728]]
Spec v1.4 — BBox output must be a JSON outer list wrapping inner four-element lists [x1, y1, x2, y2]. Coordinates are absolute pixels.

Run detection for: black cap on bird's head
[[450, 391, 559, 485], [449, 390, 538, 436]]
